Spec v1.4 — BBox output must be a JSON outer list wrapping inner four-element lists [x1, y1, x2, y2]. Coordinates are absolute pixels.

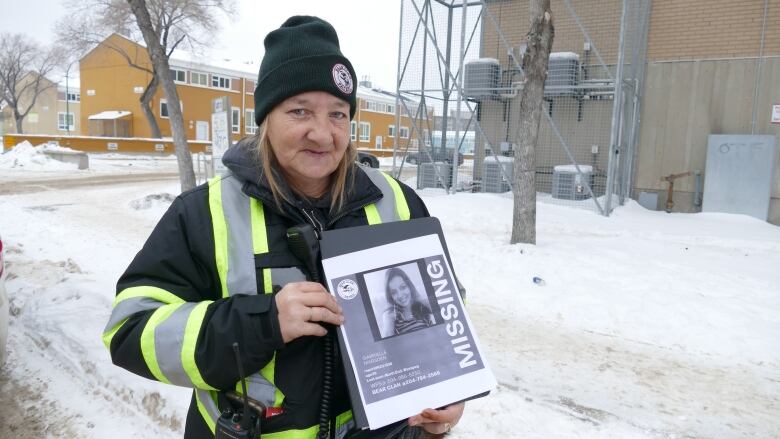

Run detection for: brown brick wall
[[481, 0, 778, 64], [647, 0, 780, 61]]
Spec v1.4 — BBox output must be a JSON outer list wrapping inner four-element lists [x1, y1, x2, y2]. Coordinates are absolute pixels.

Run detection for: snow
[[1, 147, 779, 438], [554, 164, 594, 173], [88, 111, 132, 120], [0, 141, 80, 171], [549, 52, 580, 61]]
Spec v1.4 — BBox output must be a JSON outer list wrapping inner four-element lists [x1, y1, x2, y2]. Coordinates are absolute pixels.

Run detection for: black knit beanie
[[253, 16, 357, 126]]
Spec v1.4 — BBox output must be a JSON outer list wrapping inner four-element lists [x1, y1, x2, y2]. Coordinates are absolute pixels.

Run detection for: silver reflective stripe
[[155, 302, 198, 387], [246, 372, 278, 409], [195, 389, 220, 431], [362, 168, 400, 222], [219, 176, 282, 410], [221, 174, 257, 295], [336, 418, 356, 439], [269, 267, 307, 290], [104, 296, 168, 332]]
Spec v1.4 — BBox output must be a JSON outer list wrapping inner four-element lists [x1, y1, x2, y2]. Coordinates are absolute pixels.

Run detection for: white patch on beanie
[[332, 64, 354, 95]]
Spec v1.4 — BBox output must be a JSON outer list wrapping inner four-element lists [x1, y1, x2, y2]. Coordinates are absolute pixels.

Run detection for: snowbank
[[0, 141, 81, 171]]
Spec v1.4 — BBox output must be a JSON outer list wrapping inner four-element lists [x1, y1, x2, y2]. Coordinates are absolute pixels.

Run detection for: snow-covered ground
[[1, 146, 779, 438]]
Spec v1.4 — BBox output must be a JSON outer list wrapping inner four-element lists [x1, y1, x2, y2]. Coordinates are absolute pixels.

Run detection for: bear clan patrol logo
[[336, 279, 359, 300], [332, 63, 354, 95]]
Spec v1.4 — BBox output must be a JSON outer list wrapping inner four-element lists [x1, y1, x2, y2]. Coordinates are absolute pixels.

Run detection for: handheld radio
[[215, 343, 261, 439]]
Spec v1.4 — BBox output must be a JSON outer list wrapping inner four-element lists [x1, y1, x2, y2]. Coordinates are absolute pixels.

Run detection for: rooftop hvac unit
[[418, 162, 452, 189], [552, 164, 592, 200], [464, 58, 500, 101], [544, 52, 580, 97], [482, 156, 513, 193]]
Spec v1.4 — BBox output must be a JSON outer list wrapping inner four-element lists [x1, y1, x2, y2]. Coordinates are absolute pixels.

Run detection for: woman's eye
[[291, 109, 307, 116], [330, 111, 347, 120]]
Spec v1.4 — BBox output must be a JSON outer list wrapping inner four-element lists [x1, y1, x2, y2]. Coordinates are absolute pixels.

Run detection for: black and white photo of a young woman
[[364, 262, 436, 339]]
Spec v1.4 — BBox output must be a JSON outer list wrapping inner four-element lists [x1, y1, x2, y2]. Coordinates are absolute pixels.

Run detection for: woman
[[103, 15, 463, 439], [383, 268, 435, 336]]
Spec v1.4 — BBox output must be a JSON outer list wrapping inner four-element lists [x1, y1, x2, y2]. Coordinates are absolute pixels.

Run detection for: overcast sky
[[0, 0, 403, 90]]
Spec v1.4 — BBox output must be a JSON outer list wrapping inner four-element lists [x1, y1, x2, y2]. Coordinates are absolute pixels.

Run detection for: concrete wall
[[634, 56, 780, 223]]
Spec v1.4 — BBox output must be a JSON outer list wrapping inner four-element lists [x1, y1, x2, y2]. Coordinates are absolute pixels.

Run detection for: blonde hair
[[251, 120, 357, 212]]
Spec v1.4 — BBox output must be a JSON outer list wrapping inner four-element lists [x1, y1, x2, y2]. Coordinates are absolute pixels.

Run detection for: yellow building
[[79, 34, 256, 143], [353, 80, 433, 151]]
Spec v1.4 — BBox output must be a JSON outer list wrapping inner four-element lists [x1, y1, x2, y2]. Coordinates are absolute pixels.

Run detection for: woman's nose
[[306, 115, 332, 146]]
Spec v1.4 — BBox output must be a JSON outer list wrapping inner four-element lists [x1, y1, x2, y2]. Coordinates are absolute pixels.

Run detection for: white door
[[196, 121, 209, 141], [375, 135, 383, 148]]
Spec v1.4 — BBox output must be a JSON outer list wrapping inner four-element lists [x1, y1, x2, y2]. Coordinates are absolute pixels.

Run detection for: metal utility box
[[702, 135, 777, 220], [482, 157, 513, 193], [544, 52, 580, 97], [418, 162, 452, 189], [464, 58, 500, 101], [552, 164, 593, 200]]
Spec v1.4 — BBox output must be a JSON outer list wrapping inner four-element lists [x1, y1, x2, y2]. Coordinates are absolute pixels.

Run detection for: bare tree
[[59, 0, 234, 191], [0, 33, 63, 134], [511, 0, 554, 245]]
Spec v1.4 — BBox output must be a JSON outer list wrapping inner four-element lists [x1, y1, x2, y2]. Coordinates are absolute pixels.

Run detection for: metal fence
[[391, 0, 652, 215]]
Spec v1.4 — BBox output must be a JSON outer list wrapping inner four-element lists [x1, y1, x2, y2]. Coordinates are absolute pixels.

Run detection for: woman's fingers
[[276, 282, 344, 343], [408, 402, 465, 434]]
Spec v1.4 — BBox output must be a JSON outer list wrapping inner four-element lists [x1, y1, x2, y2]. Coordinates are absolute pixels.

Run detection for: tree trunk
[[14, 111, 24, 134], [139, 74, 163, 139], [127, 0, 196, 192], [511, 0, 554, 245]]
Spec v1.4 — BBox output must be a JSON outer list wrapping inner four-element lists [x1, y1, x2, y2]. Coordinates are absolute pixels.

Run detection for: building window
[[160, 99, 182, 118], [359, 122, 370, 142], [245, 110, 257, 134], [170, 68, 186, 83], [399, 126, 410, 139], [191, 71, 208, 86], [350, 121, 357, 141], [67, 92, 80, 102], [388, 125, 396, 137], [57, 112, 74, 131], [387, 104, 395, 114], [212, 75, 231, 89], [231, 107, 240, 133]]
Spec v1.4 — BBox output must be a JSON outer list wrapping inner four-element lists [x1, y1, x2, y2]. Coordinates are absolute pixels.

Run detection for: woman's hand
[[408, 402, 465, 436], [275, 281, 344, 343]]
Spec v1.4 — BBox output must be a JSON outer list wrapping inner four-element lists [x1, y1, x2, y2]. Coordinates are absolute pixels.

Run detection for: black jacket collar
[[222, 137, 383, 227]]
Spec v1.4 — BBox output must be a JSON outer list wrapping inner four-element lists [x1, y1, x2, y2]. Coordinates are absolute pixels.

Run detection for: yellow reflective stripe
[[364, 203, 381, 225], [261, 410, 353, 439], [102, 318, 127, 350], [259, 352, 285, 407], [140, 303, 185, 384], [250, 197, 269, 254], [181, 301, 216, 390], [381, 172, 410, 220], [114, 286, 184, 307], [208, 176, 229, 298], [263, 268, 273, 294], [262, 425, 319, 439], [196, 390, 217, 433], [336, 410, 353, 427]]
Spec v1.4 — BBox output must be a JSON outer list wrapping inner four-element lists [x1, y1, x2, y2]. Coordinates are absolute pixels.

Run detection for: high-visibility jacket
[[103, 142, 430, 438]]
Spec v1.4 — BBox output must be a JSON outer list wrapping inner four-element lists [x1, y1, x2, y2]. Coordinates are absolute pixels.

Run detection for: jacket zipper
[[300, 208, 324, 232]]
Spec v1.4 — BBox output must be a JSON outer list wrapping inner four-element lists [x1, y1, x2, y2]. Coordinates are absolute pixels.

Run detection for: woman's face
[[388, 275, 412, 308], [265, 91, 351, 196]]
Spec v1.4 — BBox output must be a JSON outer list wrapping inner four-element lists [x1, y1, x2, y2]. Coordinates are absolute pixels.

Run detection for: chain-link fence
[[391, 0, 651, 215]]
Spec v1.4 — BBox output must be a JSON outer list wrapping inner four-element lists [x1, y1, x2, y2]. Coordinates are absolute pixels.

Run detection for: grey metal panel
[[702, 135, 777, 220], [638, 191, 659, 210]]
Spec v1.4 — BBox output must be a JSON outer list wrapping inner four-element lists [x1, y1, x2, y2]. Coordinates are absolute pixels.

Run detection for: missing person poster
[[320, 218, 496, 430]]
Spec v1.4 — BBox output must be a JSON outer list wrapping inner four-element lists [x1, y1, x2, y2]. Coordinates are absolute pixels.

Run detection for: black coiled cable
[[317, 328, 334, 439]]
